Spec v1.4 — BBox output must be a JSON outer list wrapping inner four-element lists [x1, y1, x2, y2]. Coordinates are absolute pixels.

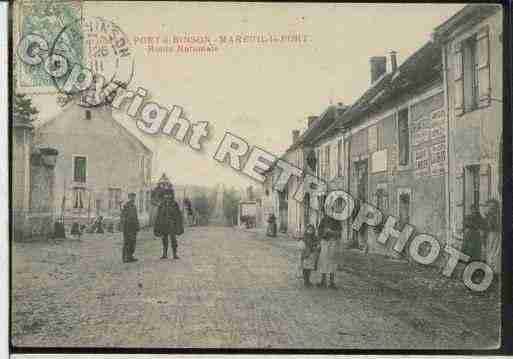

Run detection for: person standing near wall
[[484, 199, 501, 273]]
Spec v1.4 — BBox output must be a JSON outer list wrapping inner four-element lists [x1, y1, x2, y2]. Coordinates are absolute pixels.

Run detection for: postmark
[[50, 16, 135, 107]]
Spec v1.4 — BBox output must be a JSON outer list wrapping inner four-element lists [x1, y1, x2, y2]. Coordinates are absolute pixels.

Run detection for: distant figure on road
[[317, 213, 341, 289], [154, 188, 184, 259], [266, 213, 277, 237], [120, 192, 140, 263]]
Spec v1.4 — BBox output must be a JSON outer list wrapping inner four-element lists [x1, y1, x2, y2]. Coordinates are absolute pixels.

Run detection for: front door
[[279, 189, 288, 232], [355, 160, 368, 251]]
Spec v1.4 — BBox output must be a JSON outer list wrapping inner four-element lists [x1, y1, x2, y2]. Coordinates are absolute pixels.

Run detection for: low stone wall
[[12, 211, 54, 241]]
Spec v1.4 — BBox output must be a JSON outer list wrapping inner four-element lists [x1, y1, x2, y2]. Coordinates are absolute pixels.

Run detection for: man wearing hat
[[154, 187, 184, 259], [121, 192, 140, 263]]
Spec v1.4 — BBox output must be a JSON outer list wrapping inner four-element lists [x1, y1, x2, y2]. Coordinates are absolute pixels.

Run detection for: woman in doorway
[[317, 213, 341, 289], [462, 204, 487, 261]]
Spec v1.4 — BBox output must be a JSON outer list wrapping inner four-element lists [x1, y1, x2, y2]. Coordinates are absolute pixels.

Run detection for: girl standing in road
[[317, 214, 341, 289], [299, 224, 319, 287]]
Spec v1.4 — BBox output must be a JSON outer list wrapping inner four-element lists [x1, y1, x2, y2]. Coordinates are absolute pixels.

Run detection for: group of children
[[298, 215, 342, 289]]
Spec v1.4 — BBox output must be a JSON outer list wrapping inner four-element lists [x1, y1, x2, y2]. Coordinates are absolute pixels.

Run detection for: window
[[462, 36, 478, 112], [375, 185, 388, 210], [337, 140, 343, 177], [108, 188, 121, 210], [85, 110, 91, 120], [324, 145, 330, 180], [140, 156, 146, 182], [398, 108, 409, 166], [376, 123, 384, 150], [139, 190, 144, 212], [464, 165, 480, 216], [315, 149, 320, 178], [73, 156, 87, 183], [73, 187, 85, 209], [454, 27, 491, 115], [146, 191, 151, 212]]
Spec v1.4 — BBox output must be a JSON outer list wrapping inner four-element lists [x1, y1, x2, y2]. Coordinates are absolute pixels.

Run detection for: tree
[[192, 191, 210, 226], [13, 75, 39, 123], [223, 187, 240, 226]]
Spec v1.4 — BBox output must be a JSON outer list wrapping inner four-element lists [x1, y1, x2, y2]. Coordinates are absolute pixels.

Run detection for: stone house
[[27, 100, 153, 234], [433, 5, 503, 271], [336, 42, 448, 259]]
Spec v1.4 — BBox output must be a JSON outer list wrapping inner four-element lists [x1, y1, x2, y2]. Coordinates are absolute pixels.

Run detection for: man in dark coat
[[121, 192, 140, 263], [154, 188, 184, 259]]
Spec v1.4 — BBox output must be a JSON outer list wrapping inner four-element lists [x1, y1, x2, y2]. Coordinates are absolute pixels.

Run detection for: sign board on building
[[412, 107, 447, 178], [371, 149, 388, 173], [412, 116, 430, 146], [414, 147, 429, 177], [388, 144, 398, 176], [429, 109, 447, 176], [430, 142, 446, 176], [430, 109, 446, 143]]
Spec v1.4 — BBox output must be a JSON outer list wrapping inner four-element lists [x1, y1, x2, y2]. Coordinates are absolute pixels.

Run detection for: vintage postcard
[[10, 0, 504, 351]]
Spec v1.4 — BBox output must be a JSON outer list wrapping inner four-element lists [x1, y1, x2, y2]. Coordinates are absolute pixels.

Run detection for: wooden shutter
[[479, 163, 491, 206], [454, 167, 465, 233], [476, 27, 491, 108], [330, 144, 337, 180], [453, 41, 464, 116]]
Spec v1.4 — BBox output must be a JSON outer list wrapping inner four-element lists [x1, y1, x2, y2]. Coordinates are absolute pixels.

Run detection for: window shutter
[[479, 163, 491, 205], [453, 41, 464, 116], [454, 168, 465, 233], [476, 27, 491, 108], [331, 144, 337, 180]]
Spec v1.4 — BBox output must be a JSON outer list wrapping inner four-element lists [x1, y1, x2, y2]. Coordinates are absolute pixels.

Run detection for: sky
[[28, 2, 466, 190]]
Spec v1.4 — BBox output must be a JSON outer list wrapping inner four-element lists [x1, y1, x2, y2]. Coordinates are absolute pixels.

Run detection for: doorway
[[354, 159, 369, 251]]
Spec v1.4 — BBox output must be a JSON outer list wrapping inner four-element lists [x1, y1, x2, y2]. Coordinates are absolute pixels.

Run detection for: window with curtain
[[454, 27, 491, 115], [462, 36, 478, 112]]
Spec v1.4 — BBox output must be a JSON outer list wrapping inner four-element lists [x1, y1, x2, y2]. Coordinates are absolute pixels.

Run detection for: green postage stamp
[[15, 0, 83, 94]]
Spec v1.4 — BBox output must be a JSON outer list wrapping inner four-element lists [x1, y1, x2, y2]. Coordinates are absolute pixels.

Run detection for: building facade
[[433, 6, 502, 272], [32, 101, 154, 230]]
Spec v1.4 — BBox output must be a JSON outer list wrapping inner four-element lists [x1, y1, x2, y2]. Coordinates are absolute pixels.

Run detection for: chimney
[[292, 129, 300, 144], [370, 56, 387, 84], [307, 116, 318, 128], [390, 51, 398, 73]]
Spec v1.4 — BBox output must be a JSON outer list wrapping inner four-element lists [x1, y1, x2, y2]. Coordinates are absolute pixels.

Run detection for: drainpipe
[[441, 42, 451, 246]]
